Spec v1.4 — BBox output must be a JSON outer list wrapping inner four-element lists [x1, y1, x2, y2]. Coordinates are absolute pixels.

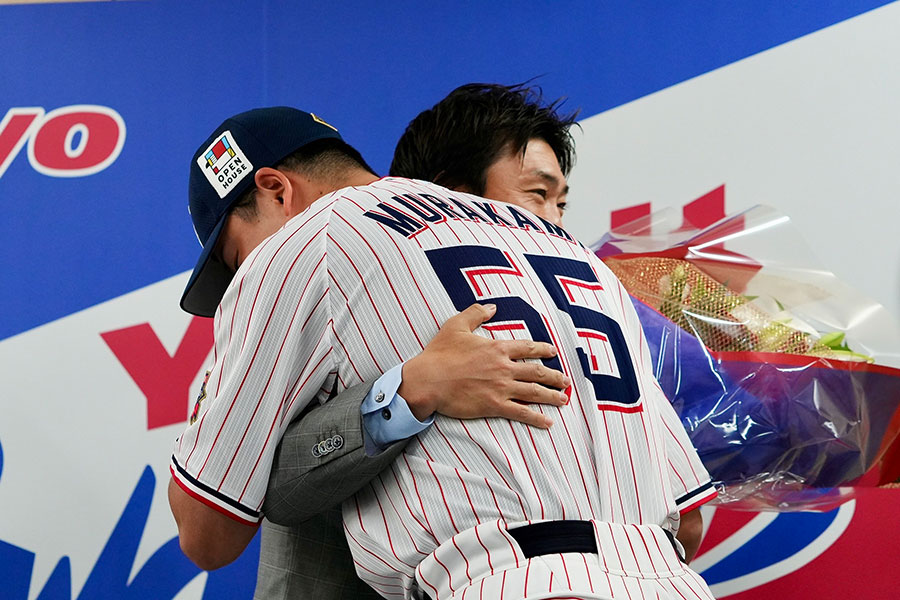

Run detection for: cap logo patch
[[311, 113, 338, 132], [197, 130, 253, 198]]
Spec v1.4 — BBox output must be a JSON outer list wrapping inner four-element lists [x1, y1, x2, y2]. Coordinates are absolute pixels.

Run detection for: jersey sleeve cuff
[[170, 456, 261, 526], [675, 480, 717, 514]]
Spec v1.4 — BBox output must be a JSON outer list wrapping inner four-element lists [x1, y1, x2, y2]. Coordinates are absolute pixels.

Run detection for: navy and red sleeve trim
[[675, 480, 717, 514], [170, 456, 260, 525]]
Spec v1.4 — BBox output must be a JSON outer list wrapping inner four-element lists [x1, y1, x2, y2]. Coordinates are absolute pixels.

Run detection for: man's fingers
[[496, 401, 553, 429], [509, 381, 568, 407], [509, 361, 570, 390], [502, 339, 558, 361], [445, 303, 497, 333]]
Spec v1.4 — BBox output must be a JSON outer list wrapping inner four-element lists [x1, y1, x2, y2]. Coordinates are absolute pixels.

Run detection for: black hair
[[279, 137, 375, 182], [390, 82, 579, 195], [231, 138, 373, 220]]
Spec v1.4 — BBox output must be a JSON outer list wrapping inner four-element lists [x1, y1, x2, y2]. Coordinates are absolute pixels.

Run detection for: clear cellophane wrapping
[[593, 205, 900, 510]]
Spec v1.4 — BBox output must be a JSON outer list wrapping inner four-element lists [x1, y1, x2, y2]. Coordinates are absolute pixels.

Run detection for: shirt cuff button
[[381, 408, 391, 420]]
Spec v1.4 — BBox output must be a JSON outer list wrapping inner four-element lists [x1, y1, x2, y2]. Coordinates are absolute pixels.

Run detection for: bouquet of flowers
[[594, 204, 900, 510]]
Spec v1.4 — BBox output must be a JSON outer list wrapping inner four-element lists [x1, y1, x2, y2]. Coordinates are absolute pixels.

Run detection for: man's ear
[[254, 168, 293, 216]]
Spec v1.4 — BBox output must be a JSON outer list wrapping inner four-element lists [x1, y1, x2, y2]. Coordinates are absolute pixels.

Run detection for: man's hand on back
[[400, 303, 570, 428]]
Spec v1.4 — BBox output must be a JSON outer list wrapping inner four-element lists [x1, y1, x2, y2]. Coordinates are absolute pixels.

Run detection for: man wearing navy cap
[[168, 104, 716, 600], [168, 107, 568, 570]]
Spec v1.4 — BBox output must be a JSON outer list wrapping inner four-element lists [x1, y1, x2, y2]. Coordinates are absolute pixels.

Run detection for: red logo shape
[[101, 317, 214, 430], [0, 105, 126, 178]]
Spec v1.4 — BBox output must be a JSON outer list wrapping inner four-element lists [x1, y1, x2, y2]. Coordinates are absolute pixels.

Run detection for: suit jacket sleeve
[[262, 380, 408, 526]]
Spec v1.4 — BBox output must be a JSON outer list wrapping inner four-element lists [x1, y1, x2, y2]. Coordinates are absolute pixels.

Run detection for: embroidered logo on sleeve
[[190, 370, 211, 425]]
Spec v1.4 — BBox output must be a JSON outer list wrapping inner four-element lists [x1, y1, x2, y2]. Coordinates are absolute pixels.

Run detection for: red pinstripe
[[660, 415, 703, 483], [401, 452, 441, 543], [496, 520, 520, 569], [328, 233, 405, 363], [432, 420, 473, 470], [280, 330, 332, 426], [475, 420, 529, 516], [425, 459, 463, 535], [639, 409, 672, 524], [430, 549, 457, 594], [416, 564, 440, 600], [330, 324, 365, 382], [273, 343, 333, 440], [450, 533, 473, 589], [345, 523, 407, 576], [543, 314, 596, 449], [348, 196, 441, 330], [600, 410, 627, 521], [631, 524, 657, 573], [373, 485, 418, 570], [540, 410, 586, 519], [650, 526, 678, 573], [413, 434, 434, 460], [619, 412, 643, 520], [669, 458, 689, 495], [297, 263, 328, 329], [245, 312, 333, 500], [581, 552, 595, 593], [183, 261, 248, 467], [523, 557, 532, 598], [523, 421, 566, 519], [619, 524, 643, 587], [506, 419, 545, 520], [353, 491, 366, 533], [335, 211, 427, 349], [387, 464, 434, 541], [376, 476, 430, 557], [541, 321, 604, 517], [684, 566, 714, 599], [329, 271, 386, 373], [663, 577, 691, 600], [471, 517, 494, 575]]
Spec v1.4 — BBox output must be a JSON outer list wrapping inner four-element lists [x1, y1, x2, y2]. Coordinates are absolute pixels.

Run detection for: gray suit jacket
[[255, 381, 408, 600]]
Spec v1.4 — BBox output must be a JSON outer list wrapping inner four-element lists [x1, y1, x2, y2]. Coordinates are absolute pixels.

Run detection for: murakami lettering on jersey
[[363, 190, 576, 243], [196, 130, 252, 198]]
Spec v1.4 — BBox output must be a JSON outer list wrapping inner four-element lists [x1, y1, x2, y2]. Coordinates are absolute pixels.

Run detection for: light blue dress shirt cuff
[[361, 362, 435, 456]]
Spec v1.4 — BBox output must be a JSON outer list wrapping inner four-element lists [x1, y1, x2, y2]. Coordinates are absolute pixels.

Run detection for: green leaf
[[819, 331, 845, 349]]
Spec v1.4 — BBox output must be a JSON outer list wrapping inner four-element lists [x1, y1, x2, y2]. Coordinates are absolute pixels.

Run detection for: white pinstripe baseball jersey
[[169, 177, 715, 598]]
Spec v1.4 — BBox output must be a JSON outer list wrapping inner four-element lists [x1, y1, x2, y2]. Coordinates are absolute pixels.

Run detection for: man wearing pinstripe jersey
[[169, 104, 717, 599], [258, 85, 715, 599], [256, 84, 582, 600], [169, 107, 571, 576]]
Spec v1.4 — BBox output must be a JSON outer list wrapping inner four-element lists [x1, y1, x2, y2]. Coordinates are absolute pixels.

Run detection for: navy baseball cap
[[181, 107, 343, 317]]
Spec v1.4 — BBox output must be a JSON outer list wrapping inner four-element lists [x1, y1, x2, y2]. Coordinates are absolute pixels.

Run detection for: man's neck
[[312, 169, 379, 199], [336, 169, 380, 189]]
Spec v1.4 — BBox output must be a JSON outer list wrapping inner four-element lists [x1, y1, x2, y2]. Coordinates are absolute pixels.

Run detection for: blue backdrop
[[1, 0, 891, 342]]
